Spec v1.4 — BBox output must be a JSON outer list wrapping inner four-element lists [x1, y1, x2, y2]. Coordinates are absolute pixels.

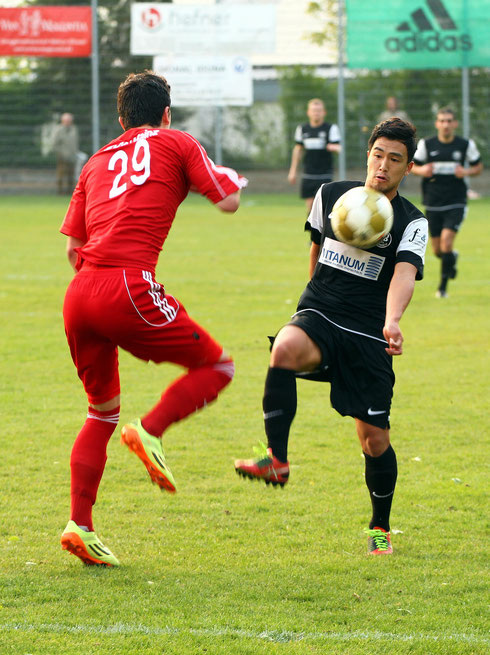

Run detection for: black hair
[[117, 70, 171, 129], [368, 117, 417, 162]]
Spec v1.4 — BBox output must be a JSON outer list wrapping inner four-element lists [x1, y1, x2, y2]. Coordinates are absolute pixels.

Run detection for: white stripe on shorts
[[292, 308, 388, 344], [123, 270, 180, 328]]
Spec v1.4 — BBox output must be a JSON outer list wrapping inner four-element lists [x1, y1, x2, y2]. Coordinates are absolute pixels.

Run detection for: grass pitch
[[0, 192, 488, 654]]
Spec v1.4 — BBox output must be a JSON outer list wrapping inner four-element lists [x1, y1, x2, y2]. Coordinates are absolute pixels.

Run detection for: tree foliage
[[277, 65, 338, 148], [306, 1, 340, 50]]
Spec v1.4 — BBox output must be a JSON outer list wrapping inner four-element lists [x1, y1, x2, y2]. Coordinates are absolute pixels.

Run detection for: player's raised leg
[[235, 325, 321, 486], [120, 299, 235, 492], [122, 357, 234, 491]]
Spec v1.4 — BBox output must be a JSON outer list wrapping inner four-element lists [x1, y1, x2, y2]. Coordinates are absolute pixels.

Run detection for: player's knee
[[271, 326, 320, 371], [89, 394, 121, 412], [358, 423, 390, 457], [213, 358, 235, 383], [271, 337, 304, 370]]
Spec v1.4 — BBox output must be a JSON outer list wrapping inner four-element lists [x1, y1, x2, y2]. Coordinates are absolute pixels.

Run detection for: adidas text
[[385, 33, 472, 54]]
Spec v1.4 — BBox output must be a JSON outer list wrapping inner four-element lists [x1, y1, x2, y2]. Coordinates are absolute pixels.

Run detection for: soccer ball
[[330, 186, 394, 249]]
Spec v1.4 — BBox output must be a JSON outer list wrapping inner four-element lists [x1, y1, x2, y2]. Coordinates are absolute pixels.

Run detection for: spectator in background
[[378, 96, 410, 124], [288, 98, 341, 216], [53, 113, 79, 195]]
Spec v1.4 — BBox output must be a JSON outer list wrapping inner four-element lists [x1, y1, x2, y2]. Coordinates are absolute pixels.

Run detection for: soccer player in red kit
[[59, 71, 247, 567]]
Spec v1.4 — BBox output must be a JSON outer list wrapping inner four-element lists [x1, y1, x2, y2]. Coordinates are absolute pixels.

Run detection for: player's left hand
[[383, 323, 403, 356], [454, 165, 466, 178]]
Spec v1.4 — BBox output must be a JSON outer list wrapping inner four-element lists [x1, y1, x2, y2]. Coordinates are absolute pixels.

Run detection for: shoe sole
[[235, 468, 288, 488], [61, 532, 115, 567], [368, 548, 393, 556], [121, 426, 176, 493]]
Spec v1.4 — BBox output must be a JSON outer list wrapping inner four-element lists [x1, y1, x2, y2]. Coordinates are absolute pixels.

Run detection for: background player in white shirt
[[288, 98, 341, 215], [412, 107, 482, 298]]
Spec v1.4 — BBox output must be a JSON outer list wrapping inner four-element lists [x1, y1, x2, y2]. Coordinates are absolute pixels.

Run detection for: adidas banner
[[345, 0, 490, 69]]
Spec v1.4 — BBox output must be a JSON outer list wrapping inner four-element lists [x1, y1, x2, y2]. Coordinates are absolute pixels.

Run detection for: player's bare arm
[[66, 236, 85, 272], [411, 163, 433, 178], [383, 261, 417, 356], [288, 145, 303, 184], [216, 190, 241, 213], [454, 161, 483, 179], [326, 143, 341, 153]]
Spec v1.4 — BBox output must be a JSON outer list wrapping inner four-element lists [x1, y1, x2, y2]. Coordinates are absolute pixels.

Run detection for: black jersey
[[303, 181, 428, 340], [294, 121, 341, 178], [413, 135, 481, 210]]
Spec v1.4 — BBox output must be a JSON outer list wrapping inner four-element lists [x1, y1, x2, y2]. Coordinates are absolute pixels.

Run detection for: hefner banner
[[0, 6, 91, 57], [131, 3, 276, 55], [346, 0, 490, 69]]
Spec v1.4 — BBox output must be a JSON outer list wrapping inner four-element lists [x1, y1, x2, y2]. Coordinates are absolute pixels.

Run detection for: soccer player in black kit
[[236, 118, 428, 556], [288, 98, 341, 214], [412, 107, 482, 298]]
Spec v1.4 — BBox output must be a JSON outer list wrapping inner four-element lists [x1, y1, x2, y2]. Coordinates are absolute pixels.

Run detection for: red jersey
[[60, 127, 246, 272]]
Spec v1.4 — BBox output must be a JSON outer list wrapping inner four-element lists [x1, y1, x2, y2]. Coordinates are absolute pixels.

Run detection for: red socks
[[142, 360, 234, 437], [70, 406, 119, 531]]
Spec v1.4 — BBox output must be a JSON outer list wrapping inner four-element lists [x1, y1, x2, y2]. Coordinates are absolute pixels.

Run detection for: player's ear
[[118, 116, 125, 131], [162, 106, 171, 127], [405, 161, 414, 175]]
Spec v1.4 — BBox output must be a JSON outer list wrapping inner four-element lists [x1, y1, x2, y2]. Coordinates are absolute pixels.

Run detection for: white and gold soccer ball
[[330, 186, 394, 249]]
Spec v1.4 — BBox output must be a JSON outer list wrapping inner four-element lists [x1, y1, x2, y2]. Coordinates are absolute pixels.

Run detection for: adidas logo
[[385, 0, 472, 54]]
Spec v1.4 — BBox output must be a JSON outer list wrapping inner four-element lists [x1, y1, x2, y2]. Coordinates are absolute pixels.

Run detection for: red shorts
[[63, 263, 224, 405]]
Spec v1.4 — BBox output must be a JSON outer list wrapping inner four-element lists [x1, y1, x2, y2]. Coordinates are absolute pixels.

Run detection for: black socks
[[262, 367, 297, 463], [364, 445, 398, 532], [440, 251, 456, 292]]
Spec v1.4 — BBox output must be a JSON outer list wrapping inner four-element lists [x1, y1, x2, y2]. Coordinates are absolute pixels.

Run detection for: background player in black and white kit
[[288, 98, 341, 214], [236, 118, 428, 556], [412, 107, 482, 298]]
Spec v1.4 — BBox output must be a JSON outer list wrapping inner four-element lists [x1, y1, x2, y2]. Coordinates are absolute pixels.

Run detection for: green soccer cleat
[[234, 441, 289, 487], [121, 419, 176, 493], [61, 520, 120, 567], [365, 527, 393, 555]]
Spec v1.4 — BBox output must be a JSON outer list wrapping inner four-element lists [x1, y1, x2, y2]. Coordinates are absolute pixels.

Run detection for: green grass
[[0, 192, 488, 655]]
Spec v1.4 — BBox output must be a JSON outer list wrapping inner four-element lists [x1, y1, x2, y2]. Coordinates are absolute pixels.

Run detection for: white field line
[[0, 622, 488, 645]]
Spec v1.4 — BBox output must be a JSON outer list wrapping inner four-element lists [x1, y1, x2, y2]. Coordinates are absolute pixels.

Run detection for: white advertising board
[[153, 55, 252, 107], [131, 3, 276, 55]]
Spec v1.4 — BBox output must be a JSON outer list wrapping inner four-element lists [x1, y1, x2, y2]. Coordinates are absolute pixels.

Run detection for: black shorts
[[301, 175, 332, 200], [288, 309, 394, 429], [426, 207, 466, 237]]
